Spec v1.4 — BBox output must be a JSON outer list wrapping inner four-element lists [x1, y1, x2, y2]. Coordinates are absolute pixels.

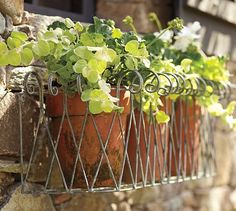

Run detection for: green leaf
[[101, 100, 113, 113], [81, 89, 92, 101], [11, 31, 28, 42], [89, 100, 103, 114], [32, 40, 50, 57], [181, 58, 192, 73], [74, 46, 94, 60], [65, 18, 75, 28], [8, 50, 21, 66], [156, 111, 170, 124], [63, 30, 76, 43], [112, 28, 122, 39], [0, 42, 8, 54], [75, 22, 84, 32], [73, 59, 87, 73], [125, 56, 137, 70], [7, 37, 22, 49], [41, 31, 59, 43], [226, 101, 236, 115], [87, 70, 99, 83], [125, 40, 139, 56], [95, 47, 117, 63], [88, 59, 106, 74], [21, 48, 33, 65], [90, 89, 107, 101], [0, 54, 8, 66], [80, 32, 104, 47]]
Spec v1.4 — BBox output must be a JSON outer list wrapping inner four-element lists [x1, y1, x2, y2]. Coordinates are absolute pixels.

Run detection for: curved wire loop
[[156, 73, 172, 96], [194, 77, 207, 97], [143, 69, 160, 93], [117, 70, 144, 94], [24, 71, 44, 110], [48, 74, 59, 96], [173, 73, 186, 94], [76, 74, 83, 94]]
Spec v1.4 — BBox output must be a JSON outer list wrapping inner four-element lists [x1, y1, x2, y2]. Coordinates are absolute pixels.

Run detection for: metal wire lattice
[[18, 71, 229, 194]]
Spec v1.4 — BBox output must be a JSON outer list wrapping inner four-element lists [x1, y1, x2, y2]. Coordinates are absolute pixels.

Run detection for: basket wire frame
[[18, 71, 228, 194]]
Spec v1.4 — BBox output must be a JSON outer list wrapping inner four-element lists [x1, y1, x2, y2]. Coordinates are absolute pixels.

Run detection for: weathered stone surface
[[0, 160, 27, 173], [213, 128, 232, 186], [0, 0, 24, 24], [229, 136, 236, 187], [0, 12, 5, 34], [7, 66, 47, 91], [0, 67, 6, 90], [181, 190, 198, 207], [2, 187, 56, 211], [0, 92, 38, 159], [25, 13, 65, 38], [145, 200, 165, 211], [163, 196, 183, 211], [58, 194, 108, 211], [127, 187, 160, 205], [0, 172, 14, 206], [118, 202, 131, 211], [230, 189, 236, 210], [207, 187, 231, 211]]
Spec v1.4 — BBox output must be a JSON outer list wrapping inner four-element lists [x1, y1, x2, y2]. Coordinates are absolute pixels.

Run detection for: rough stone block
[[0, 12, 5, 34], [0, 92, 38, 160], [2, 186, 56, 211], [0, 0, 24, 24]]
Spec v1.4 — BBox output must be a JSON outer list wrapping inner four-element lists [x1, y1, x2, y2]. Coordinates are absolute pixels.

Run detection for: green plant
[[144, 12, 236, 129], [0, 15, 235, 128]]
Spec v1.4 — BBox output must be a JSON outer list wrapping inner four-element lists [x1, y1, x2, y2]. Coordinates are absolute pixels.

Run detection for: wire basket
[[18, 71, 229, 194]]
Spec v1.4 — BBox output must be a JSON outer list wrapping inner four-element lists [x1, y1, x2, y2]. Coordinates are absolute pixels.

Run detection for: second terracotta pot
[[124, 97, 172, 184], [170, 99, 201, 177]]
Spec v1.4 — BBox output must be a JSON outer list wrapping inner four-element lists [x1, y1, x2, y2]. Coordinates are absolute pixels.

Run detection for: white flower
[[98, 79, 111, 94], [98, 79, 119, 102], [173, 21, 201, 52], [154, 29, 173, 42]]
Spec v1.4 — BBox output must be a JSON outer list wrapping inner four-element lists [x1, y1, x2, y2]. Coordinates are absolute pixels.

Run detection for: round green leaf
[[0, 42, 8, 54], [32, 40, 50, 57], [11, 31, 28, 42], [156, 111, 170, 124], [89, 100, 103, 114], [125, 40, 139, 56], [87, 70, 99, 83], [7, 37, 22, 49], [21, 48, 33, 65], [8, 50, 21, 66], [75, 22, 84, 32], [65, 18, 75, 28], [112, 28, 122, 39], [73, 59, 87, 73]]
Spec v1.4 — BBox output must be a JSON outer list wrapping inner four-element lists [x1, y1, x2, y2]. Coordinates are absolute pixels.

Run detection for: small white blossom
[[98, 79, 111, 94], [154, 30, 174, 42], [173, 21, 201, 52]]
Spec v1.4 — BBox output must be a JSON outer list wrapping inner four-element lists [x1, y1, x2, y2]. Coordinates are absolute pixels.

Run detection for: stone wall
[[0, 2, 236, 211]]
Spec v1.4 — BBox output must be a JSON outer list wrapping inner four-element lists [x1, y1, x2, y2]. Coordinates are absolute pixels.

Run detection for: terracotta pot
[[170, 99, 201, 177], [124, 97, 172, 184], [46, 89, 130, 188]]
